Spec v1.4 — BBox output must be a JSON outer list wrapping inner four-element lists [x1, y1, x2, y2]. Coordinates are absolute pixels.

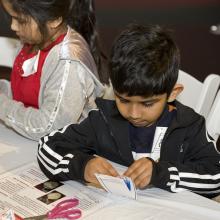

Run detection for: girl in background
[[0, 0, 108, 140]]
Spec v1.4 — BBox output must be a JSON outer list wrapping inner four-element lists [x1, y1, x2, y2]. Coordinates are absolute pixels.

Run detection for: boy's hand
[[123, 158, 153, 189], [84, 157, 119, 186]]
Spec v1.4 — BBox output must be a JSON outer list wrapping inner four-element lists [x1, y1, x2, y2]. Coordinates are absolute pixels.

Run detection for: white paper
[[0, 142, 18, 155], [95, 174, 137, 200], [0, 209, 16, 220], [0, 162, 113, 219]]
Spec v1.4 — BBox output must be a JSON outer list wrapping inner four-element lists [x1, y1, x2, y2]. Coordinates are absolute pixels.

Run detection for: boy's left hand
[[123, 158, 153, 189]]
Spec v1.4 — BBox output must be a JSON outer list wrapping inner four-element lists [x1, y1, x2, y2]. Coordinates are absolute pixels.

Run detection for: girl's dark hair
[[110, 23, 180, 97], [7, 0, 108, 84]]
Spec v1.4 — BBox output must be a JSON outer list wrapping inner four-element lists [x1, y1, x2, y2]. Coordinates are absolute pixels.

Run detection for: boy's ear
[[167, 83, 184, 102], [47, 17, 63, 29]]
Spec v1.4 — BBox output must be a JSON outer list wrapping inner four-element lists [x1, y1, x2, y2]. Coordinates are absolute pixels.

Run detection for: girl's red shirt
[[11, 34, 65, 109]]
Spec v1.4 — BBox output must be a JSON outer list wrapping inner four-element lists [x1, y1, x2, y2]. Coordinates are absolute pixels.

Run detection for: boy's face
[[115, 92, 168, 127]]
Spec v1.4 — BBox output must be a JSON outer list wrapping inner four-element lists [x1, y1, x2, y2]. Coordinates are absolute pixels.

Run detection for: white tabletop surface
[[0, 122, 37, 173], [85, 187, 220, 220], [0, 122, 220, 220]]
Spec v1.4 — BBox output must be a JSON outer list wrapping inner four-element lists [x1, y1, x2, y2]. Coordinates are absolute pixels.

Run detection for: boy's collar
[[168, 103, 177, 112]]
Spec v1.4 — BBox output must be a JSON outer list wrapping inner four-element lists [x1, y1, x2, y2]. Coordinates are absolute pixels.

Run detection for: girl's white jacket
[[0, 27, 104, 140]]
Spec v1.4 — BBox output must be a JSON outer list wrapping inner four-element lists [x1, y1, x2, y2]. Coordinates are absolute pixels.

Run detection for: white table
[[0, 122, 37, 173], [0, 123, 220, 220], [84, 188, 220, 220]]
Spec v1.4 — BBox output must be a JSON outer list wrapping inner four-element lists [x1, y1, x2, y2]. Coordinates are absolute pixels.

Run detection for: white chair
[[206, 89, 220, 141], [177, 70, 220, 119], [0, 36, 20, 68], [103, 83, 115, 100]]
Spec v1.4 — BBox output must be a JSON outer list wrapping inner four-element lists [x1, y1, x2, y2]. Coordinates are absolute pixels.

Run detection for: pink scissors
[[24, 198, 82, 220]]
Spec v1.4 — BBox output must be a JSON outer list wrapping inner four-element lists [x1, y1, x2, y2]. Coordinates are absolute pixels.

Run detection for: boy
[[37, 24, 220, 198]]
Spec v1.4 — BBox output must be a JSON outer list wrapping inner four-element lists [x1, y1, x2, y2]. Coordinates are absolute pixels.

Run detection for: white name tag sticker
[[151, 127, 167, 161]]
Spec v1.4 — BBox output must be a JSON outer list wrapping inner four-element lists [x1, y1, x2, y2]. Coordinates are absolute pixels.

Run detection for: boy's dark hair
[[5, 0, 108, 84], [109, 24, 180, 97]]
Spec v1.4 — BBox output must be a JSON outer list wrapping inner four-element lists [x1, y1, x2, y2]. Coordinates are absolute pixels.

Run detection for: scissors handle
[[47, 209, 81, 220], [58, 198, 79, 207], [47, 198, 81, 220], [48, 198, 79, 215]]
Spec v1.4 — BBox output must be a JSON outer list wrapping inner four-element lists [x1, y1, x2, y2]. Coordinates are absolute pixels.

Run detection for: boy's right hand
[[84, 157, 119, 186]]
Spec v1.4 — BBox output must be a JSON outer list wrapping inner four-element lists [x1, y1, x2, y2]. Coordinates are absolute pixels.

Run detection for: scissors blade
[[24, 214, 47, 220]]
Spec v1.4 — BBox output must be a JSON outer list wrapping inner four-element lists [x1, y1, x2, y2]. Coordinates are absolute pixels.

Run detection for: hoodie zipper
[[99, 109, 125, 163]]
